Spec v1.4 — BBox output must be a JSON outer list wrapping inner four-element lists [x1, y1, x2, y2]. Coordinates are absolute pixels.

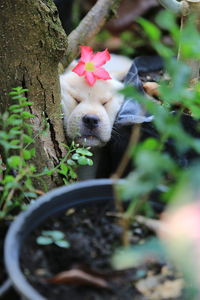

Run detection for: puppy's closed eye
[[102, 99, 111, 106]]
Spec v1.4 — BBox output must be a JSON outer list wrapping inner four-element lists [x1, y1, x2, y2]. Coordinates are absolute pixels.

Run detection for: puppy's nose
[[82, 114, 100, 129]]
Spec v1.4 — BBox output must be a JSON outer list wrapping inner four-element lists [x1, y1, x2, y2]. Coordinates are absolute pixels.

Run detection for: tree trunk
[[0, 0, 122, 191], [0, 0, 68, 190]]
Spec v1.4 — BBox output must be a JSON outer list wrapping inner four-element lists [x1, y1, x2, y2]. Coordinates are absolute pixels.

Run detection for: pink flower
[[159, 202, 200, 285], [160, 202, 200, 240], [72, 46, 111, 86]]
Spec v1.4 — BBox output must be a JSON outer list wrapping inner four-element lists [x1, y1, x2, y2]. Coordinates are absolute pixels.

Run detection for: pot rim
[[4, 178, 119, 300]]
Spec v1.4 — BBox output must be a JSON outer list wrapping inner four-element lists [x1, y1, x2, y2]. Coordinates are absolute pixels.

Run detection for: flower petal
[[93, 67, 111, 80], [92, 49, 110, 67], [80, 46, 93, 63], [72, 62, 85, 76], [85, 71, 96, 86]]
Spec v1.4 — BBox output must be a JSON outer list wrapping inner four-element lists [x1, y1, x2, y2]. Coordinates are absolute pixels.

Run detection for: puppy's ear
[[105, 54, 132, 80], [67, 60, 77, 71]]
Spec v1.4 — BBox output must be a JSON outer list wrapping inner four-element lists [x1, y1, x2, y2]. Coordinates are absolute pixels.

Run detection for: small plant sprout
[[33, 141, 93, 185], [36, 230, 70, 248], [56, 142, 93, 184], [0, 88, 94, 218], [70, 145, 93, 166], [0, 87, 36, 217]]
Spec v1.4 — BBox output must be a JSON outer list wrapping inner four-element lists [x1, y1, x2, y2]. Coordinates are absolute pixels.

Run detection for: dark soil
[[0, 221, 8, 285], [0, 220, 21, 300], [20, 202, 183, 300]]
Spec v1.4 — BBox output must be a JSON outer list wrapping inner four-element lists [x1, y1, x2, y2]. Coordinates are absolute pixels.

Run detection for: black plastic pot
[[4, 179, 117, 300]]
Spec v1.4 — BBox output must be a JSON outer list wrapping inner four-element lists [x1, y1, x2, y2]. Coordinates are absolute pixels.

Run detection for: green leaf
[[72, 153, 80, 160], [140, 138, 160, 151], [7, 156, 22, 168], [58, 163, 69, 176], [41, 230, 65, 241], [69, 168, 77, 179], [60, 163, 68, 173], [55, 240, 70, 248], [9, 87, 28, 94], [7, 118, 23, 126], [86, 158, 93, 166], [24, 178, 33, 188], [179, 16, 200, 59], [3, 181, 20, 190], [29, 148, 35, 157], [138, 18, 161, 41], [22, 149, 32, 160], [0, 132, 9, 139], [23, 192, 37, 198], [0, 140, 19, 151], [36, 236, 53, 245], [63, 178, 69, 185], [76, 148, 93, 156], [9, 104, 21, 111], [40, 167, 50, 175], [67, 159, 76, 166], [21, 112, 34, 119], [11, 95, 24, 100], [77, 156, 88, 165], [58, 169, 68, 176], [155, 10, 179, 39], [10, 139, 20, 146], [79, 157, 93, 166], [20, 101, 33, 106], [2, 175, 15, 184], [154, 42, 174, 58], [23, 134, 33, 143], [29, 164, 36, 172], [9, 129, 22, 136]]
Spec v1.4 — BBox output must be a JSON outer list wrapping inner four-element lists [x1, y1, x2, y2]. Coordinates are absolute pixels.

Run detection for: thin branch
[[111, 124, 141, 246], [61, 0, 121, 69], [111, 124, 141, 179], [135, 215, 169, 235]]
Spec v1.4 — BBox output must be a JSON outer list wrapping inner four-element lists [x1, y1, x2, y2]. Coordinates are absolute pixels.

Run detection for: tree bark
[[0, 0, 122, 191], [0, 0, 68, 190]]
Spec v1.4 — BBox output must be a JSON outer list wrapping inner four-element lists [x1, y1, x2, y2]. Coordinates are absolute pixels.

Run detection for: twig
[[111, 124, 141, 219], [111, 124, 141, 246], [135, 215, 169, 235], [112, 124, 141, 179], [61, 0, 121, 68]]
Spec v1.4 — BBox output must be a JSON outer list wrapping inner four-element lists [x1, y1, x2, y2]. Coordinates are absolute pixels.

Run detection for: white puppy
[[60, 73, 124, 148], [60, 54, 132, 179]]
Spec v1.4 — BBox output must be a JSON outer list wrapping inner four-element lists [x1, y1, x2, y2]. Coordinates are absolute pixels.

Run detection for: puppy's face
[[60, 72, 124, 147]]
